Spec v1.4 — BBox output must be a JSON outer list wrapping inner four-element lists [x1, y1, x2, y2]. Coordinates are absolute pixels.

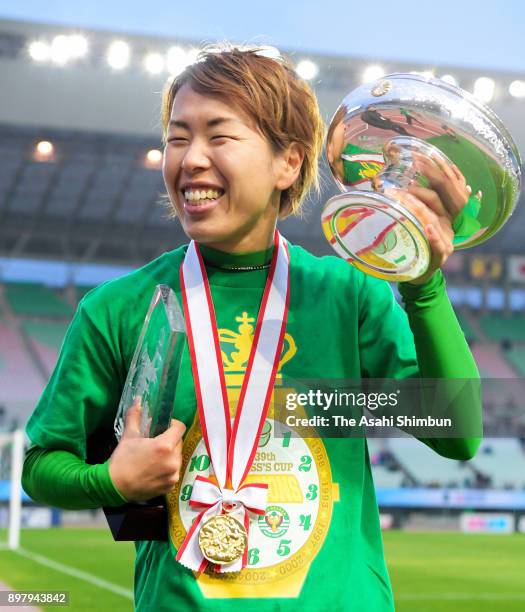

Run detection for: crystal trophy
[[114, 284, 186, 442], [88, 284, 186, 541]]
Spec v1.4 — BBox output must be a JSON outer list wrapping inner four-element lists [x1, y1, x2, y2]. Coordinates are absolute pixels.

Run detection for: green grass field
[[0, 528, 523, 611], [384, 531, 525, 612]]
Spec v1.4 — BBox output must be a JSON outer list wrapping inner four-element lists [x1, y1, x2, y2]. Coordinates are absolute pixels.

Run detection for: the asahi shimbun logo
[[259, 506, 290, 538]]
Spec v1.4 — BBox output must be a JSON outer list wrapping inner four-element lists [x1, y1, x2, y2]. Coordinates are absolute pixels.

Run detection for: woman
[[22, 46, 481, 611]]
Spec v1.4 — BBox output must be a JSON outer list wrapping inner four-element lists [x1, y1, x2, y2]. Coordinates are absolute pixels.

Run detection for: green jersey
[[23, 242, 481, 612]]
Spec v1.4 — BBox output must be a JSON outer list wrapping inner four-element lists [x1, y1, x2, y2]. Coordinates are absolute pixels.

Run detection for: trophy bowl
[[322, 73, 522, 282]]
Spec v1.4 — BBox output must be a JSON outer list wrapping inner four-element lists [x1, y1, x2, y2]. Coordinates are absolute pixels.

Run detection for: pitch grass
[[0, 529, 524, 611], [384, 531, 525, 612], [0, 528, 134, 611]]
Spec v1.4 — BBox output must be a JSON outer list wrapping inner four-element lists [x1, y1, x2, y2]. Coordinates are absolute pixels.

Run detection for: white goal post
[[0, 429, 25, 550]]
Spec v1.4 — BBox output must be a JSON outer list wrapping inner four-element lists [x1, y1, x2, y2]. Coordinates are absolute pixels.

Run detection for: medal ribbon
[[176, 231, 290, 572]]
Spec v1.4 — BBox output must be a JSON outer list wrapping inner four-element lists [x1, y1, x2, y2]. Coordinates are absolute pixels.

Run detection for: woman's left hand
[[387, 152, 472, 286]]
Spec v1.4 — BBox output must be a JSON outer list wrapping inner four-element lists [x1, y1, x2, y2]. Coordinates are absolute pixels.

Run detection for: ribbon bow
[[177, 476, 268, 572]]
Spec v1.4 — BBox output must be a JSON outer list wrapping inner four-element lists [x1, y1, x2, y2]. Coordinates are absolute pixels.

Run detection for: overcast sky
[[1, 0, 524, 73]]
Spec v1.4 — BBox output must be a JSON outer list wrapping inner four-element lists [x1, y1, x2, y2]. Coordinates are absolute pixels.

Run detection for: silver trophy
[[114, 284, 186, 441], [323, 73, 522, 281]]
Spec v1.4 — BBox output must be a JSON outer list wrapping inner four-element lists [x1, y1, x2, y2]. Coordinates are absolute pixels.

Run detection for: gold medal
[[198, 513, 248, 565]]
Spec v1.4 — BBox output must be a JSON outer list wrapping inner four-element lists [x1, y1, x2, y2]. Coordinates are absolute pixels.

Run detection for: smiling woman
[[159, 49, 324, 253], [22, 43, 482, 612], [162, 85, 301, 252], [161, 47, 324, 215]]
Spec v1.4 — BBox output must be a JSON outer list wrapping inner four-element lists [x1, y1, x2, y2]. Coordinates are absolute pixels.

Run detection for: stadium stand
[[368, 440, 414, 487], [370, 466, 406, 488], [387, 438, 466, 488], [479, 314, 525, 342], [468, 438, 525, 489], [4, 282, 73, 318], [471, 344, 518, 378], [370, 437, 525, 490], [0, 319, 44, 403], [0, 282, 72, 424], [455, 310, 478, 343], [75, 285, 96, 301], [504, 346, 525, 377], [21, 320, 69, 377]]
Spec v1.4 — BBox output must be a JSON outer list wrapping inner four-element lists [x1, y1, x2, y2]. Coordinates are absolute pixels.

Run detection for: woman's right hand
[[108, 398, 186, 501]]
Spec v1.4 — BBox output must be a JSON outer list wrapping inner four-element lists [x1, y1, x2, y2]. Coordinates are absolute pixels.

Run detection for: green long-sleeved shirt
[[22, 242, 481, 612]]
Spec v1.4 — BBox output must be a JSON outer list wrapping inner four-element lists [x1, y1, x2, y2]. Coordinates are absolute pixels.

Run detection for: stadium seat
[[4, 282, 73, 318], [471, 344, 517, 378], [21, 320, 69, 376], [504, 346, 525, 377], [0, 321, 44, 402], [76, 285, 97, 301], [371, 465, 406, 488], [455, 311, 477, 343], [387, 438, 466, 488], [479, 314, 525, 342], [469, 439, 525, 489]]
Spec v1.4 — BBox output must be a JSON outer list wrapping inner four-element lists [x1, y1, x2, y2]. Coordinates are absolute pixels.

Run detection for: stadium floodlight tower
[[0, 429, 24, 550]]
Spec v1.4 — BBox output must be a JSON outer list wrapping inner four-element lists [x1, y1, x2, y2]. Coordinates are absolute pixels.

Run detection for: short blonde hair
[[161, 45, 325, 218]]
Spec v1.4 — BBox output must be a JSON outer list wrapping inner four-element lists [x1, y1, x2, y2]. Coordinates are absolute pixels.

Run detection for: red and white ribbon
[[176, 231, 290, 572]]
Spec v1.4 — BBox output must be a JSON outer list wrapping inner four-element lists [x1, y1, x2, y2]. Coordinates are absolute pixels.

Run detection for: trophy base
[[87, 427, 168, 541], [103, 498, 168, 541], [321, 191, 431, 282]]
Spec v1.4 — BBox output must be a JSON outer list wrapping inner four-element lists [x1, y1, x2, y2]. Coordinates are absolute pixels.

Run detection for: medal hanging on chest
[[176, 231, 290, 573]]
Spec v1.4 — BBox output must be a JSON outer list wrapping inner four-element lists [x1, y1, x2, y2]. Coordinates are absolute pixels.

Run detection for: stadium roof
[[0, 19, 523, 265]]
